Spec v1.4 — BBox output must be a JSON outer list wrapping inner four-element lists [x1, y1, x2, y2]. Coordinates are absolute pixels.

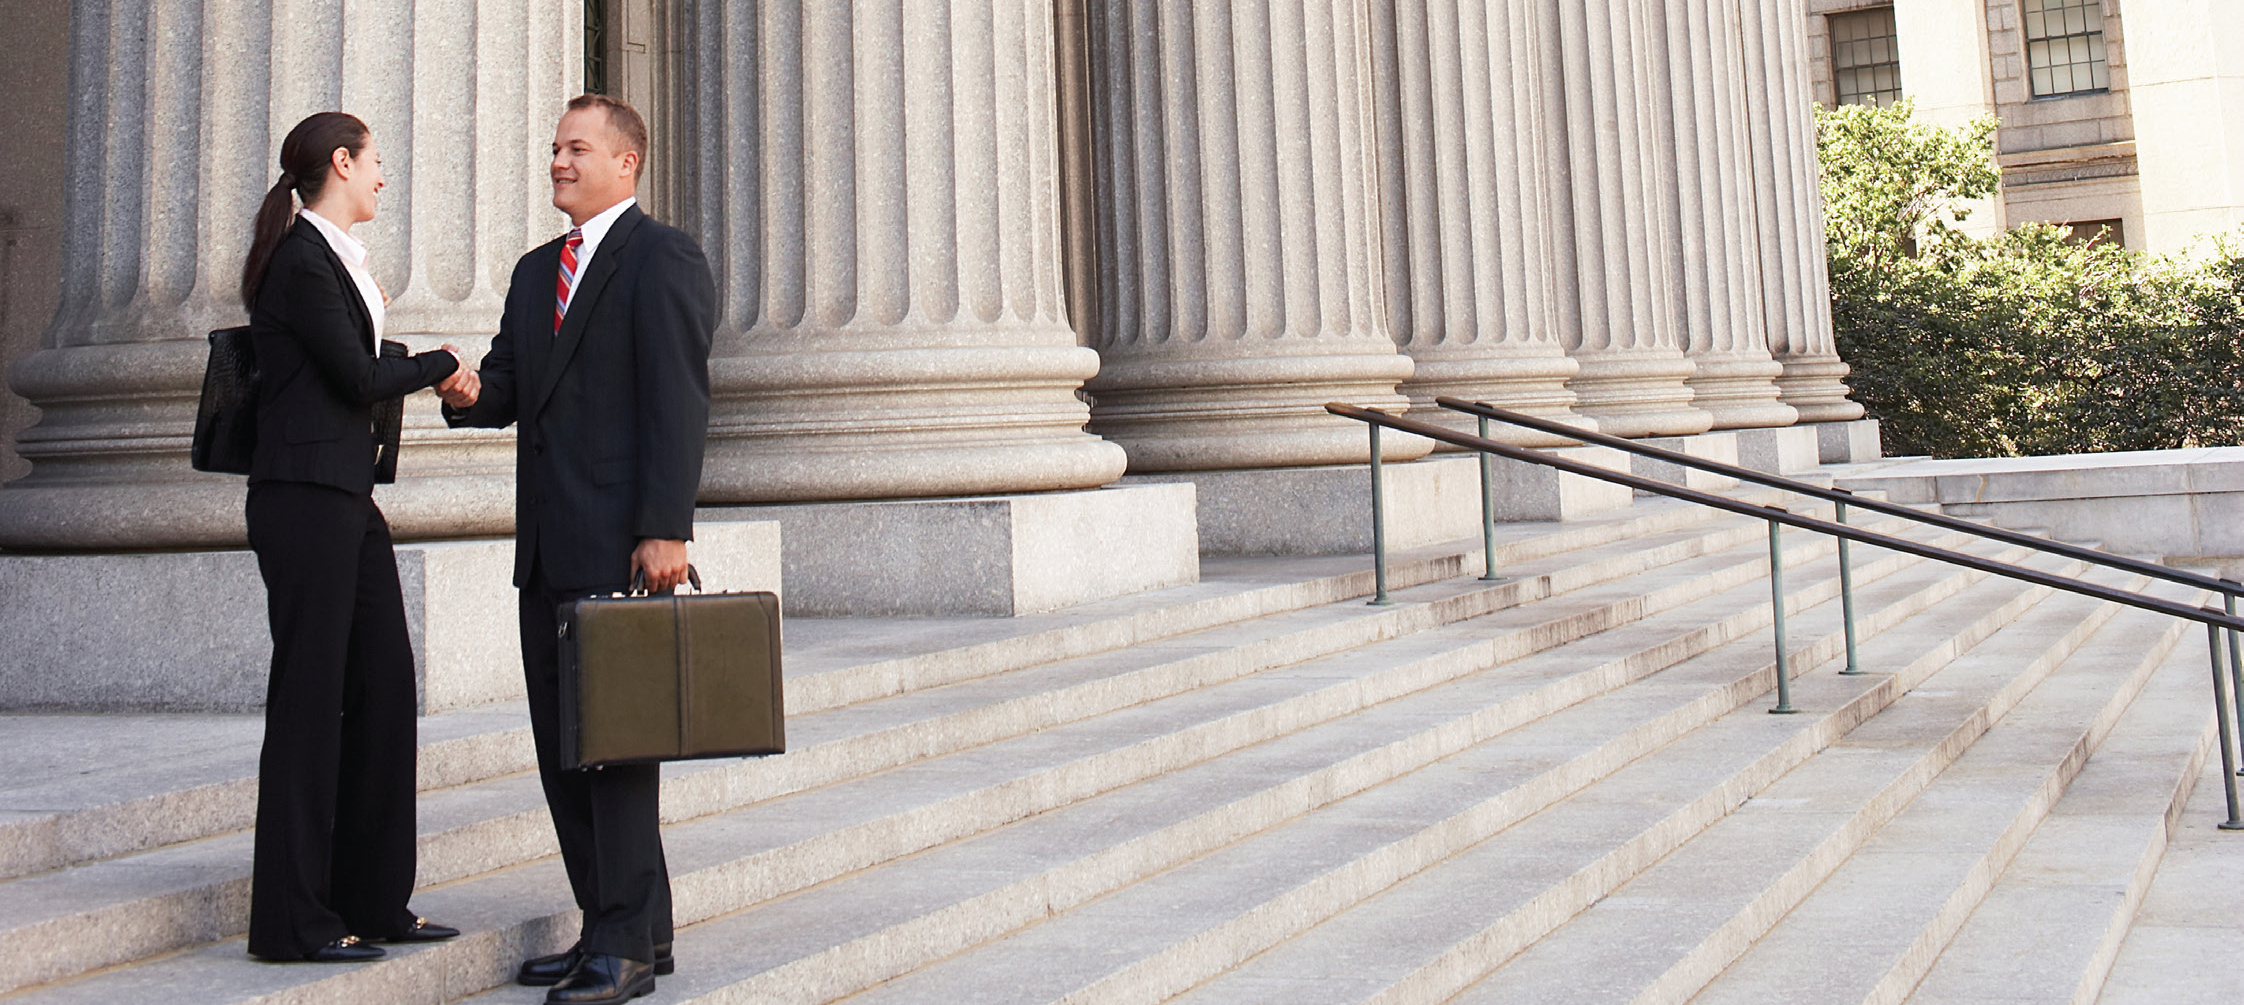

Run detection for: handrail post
[[1368, 421, 1392, 606], [2227, 589, 2244, 776], [1769, 516, 1797, 714], [1836, 495, 1863, 675], [1477, 415, 1500, 581], [2204, 623, 2244, 829]]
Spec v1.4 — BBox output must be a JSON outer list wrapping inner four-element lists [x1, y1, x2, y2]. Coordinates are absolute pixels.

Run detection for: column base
[[1566, 351, 1715, 439], [1776, 356, 1867, 423], [1087, 353, 1425, 472], [0, 521, 782, 714], [1397, 351, 1594, 448], [1684, 353, 1799, 431], [698, 484, 1198, 617]]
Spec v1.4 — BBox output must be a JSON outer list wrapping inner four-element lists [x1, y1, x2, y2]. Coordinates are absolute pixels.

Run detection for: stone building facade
[[0, 0, 1859, 636], [1804, 0, 2244, 254]]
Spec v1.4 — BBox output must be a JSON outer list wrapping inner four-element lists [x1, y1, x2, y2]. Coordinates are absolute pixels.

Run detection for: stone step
[[2091, 733, 2244, 1005], [0, 510, 1998, 1002], [1904, 630, 2217, 1005], [885, 555, 2100, 1005], [1597, 583, 2208, 1005], [579, 547, 2064, 1005], [0, 489, 1805, 884]]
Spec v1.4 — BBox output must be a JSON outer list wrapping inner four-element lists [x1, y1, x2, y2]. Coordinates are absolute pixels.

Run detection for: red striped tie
[[554, 227, 584, 335]]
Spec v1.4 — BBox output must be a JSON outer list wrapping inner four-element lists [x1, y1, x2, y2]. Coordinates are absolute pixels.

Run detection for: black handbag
[[371, 339, 407, 483], [556, 566, 787, 770], [190, 326, 258, 474]]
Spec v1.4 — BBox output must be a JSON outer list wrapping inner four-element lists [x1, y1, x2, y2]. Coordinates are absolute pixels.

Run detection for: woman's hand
[[435, 344, 481, 408]]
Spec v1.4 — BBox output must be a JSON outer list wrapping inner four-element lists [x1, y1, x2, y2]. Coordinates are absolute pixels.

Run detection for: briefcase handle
[[627, 563, 703, 597]]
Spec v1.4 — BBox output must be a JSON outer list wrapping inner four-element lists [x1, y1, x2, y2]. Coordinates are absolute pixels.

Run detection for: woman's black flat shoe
[[382, 917, 461, 943], [303, 936, 385, 963]]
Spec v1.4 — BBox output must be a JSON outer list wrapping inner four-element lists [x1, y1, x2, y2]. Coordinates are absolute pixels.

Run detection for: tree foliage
[[1819, 99, 2244, 457]]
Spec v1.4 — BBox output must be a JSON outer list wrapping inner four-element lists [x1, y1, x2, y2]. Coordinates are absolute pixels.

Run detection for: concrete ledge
[[1833, 446, 2244, 557], [699, 484, 1198, 617], [0, 520, 783, 714]]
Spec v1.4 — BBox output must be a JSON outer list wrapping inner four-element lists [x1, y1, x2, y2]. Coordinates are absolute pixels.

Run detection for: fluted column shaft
[[1368, 0, 1588, 447], [1081, 0, 1421, 472], [1, 0, 574, 549], [1663, 0, 1795, 430], [1742, 0, 1862, 422], [673, 0, 1126, 501], [1539, 0, 1711, 439]]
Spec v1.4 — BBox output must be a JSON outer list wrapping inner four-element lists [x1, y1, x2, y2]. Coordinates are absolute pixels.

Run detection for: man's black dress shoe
[[378, 917, 460, 943], [519, 943, 673, 986], [302, 936, 385, 963], [545, 952, 655, 1004]]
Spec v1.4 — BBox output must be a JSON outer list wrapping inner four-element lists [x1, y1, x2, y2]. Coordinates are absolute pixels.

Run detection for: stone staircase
[[0, 481, 2233, 1005]]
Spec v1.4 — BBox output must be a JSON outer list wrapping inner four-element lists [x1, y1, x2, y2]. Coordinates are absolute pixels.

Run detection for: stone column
[[1079, 0, 1421, 472], [669, 0, 1127, 500], [0, 0, 578, 550], [1539, 0, 1712, 439], [1367, 0, 1589, 447], [1663, 0, 1795, 430], [1741, 0, 1862, 422]]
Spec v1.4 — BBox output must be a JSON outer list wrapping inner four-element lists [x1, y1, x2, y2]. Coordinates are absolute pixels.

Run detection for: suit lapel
[[529, 205, 644, 420], [300, 219, 376, 353]]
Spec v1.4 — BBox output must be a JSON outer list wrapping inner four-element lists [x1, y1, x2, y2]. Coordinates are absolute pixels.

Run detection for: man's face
[[551, 108, 637, 225]]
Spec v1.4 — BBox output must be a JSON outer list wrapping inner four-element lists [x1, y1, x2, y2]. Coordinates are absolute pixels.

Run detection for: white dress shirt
[[563, 196, 639, 307], [298, 208, 385, 354]]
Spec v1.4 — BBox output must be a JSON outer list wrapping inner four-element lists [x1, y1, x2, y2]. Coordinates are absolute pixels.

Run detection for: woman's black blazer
[[247, 218, 458, 495]]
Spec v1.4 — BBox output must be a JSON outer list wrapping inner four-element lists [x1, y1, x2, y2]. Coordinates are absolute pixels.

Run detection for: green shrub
[[1818, 100, 2244, 457]]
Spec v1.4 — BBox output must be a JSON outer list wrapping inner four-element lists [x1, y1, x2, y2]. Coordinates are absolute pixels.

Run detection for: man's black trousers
[[244, 481, 420, 960], [519, 571, 674, 963]]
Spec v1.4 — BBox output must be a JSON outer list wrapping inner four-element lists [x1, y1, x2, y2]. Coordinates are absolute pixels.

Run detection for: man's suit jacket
[[249, 218, 459, 494], [447, 204, 716, 593]]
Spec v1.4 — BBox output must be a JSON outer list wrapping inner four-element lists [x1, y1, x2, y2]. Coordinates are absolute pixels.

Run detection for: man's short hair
[[567, 93, 649, 175]]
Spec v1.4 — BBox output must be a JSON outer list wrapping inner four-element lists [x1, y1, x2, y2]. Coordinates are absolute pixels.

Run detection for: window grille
[[2024, 0, 2109, 97], [1831, 7, 1903, 107], [584, 0, 609, 96]]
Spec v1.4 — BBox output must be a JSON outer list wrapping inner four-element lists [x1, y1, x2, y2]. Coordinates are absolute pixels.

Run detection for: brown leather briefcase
[[555, 570, 785, 769]]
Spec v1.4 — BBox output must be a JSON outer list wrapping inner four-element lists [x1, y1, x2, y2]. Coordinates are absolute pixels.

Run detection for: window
[[584, 0, 609, 95], [2062, 219, 2124, 247], [1831, 8, 1903, 107], [2024, 0, 2109, 97]]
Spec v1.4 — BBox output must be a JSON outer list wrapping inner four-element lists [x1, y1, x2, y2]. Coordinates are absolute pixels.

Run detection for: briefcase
[[556, 569, 785, 770], [191, 326, 258, 474]]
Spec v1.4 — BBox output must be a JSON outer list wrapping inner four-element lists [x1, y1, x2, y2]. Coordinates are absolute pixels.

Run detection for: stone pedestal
[[0, 520, 781, 714], [1369, 0, 1590, 447], [1539, 0, 1712, 439], [0, 0, 581, 549], [1741, 0, 1863, 422], [1734, 424, 1822, 475], [672, 1, 1126, 502], [699, 484, 1198, 617], [1814, 418, 1883, 464], [1079, 0, 1424, 472], [1633, 432, 1742, 495]]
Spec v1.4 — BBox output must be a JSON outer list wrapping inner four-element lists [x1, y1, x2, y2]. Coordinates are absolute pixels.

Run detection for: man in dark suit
[[439, 94, 714, 1005]]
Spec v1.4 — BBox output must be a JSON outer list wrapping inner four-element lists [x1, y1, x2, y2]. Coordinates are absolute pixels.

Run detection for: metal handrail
[[1436, 396, 2244, 601], [1327, 402, 2244, 830]]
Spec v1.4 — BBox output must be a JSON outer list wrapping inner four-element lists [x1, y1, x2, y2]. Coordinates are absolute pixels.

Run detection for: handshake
[[435, 344, 482, 409]]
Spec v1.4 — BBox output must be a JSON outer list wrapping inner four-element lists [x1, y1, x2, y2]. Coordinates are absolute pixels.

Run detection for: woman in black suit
[[238, 111, 476, 963]]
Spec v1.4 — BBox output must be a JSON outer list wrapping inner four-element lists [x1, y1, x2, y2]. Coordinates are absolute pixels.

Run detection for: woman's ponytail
[[239, 113, 369, 310]]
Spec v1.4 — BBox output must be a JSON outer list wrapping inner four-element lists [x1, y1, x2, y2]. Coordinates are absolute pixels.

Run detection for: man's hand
[[435, 344, 481, 408], [631, 538, 690, 593]]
